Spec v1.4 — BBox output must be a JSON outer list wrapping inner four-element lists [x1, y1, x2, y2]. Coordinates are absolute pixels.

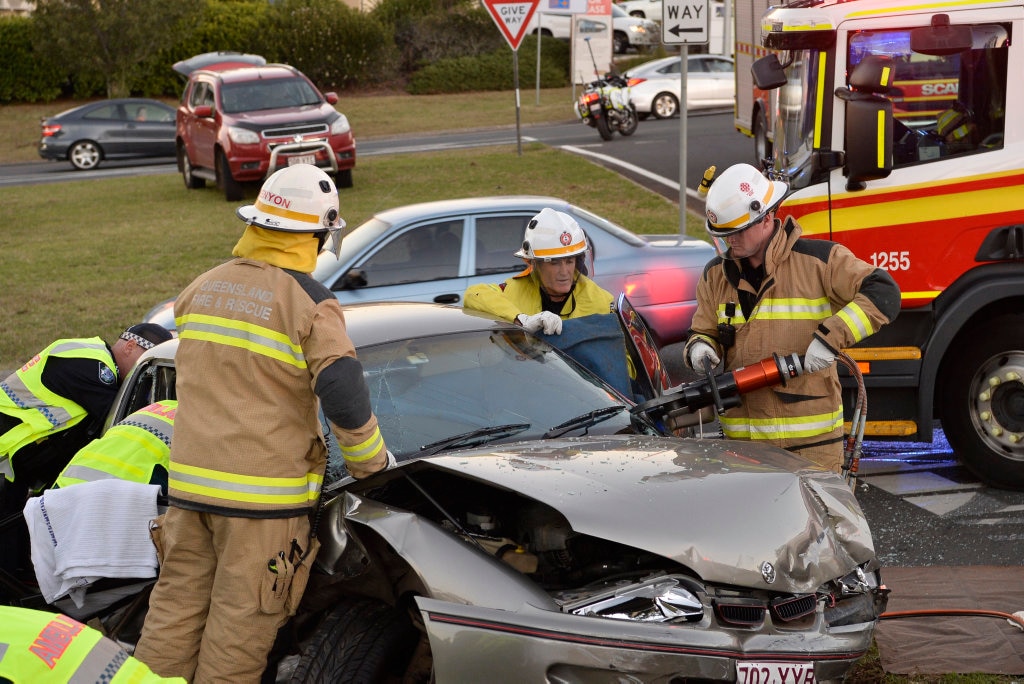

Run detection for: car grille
[[713, 593, 819, 627], [770, 594, 817, 622], [261, 123, 329, 139]]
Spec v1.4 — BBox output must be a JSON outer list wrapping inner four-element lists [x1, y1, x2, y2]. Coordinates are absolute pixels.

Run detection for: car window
[[83, 104, 123, 121], [474, 216, 530, 275], [658, 61, 681, 76], [360, 330, 633, 457], [357, 221, 463, 287], [221, 77, 321, 113], [190, 82, 215, 108], [131, 104, 172, 123], [706, 58, 734, 73]]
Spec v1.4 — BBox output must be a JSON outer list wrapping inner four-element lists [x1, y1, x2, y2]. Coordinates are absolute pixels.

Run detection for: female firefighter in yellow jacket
[[685, 163, 901, 473]]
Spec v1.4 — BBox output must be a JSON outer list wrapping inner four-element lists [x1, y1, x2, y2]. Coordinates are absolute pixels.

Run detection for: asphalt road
[[5, 111, 1023, 568]]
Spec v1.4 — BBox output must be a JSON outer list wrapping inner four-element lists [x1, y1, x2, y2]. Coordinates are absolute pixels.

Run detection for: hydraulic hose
[[880, 607, 1024, 631]]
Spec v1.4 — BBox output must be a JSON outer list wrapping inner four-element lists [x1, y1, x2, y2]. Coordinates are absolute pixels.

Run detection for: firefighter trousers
[[134, 506, 311, 683]]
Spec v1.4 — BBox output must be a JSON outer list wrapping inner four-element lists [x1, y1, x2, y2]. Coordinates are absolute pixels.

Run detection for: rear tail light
[[41, 124, 62, 137], [627, 77, 646, 87], [582, 92, 600, 105]]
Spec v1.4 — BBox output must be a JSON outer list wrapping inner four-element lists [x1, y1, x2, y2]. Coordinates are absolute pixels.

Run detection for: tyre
[[652, 92, 679, 119], [753, 106, 773, 162], [619, 104, 639, 136], [216, 150, 244, 202], [335, 168, 353, 189], [289, 598, 419, 684], [68, 140, 102, 170], [613, 31, 629, 55], [596, 112, 614, 141], [940, 316, 1024, 489], [629, 10, 644, 17], [178, 144, 204, 189]]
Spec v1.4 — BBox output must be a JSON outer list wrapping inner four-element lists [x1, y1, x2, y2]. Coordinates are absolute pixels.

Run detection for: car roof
[[369, 195, 576, 224], [172, 51, 267, 76], [191, 64, 302, 84]]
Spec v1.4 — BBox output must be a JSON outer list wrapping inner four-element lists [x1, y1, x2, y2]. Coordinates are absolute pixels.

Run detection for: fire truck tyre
[[620, 104, 639, 136], [69, 140, 102, 170], [941, 317, 1024, 489], [288, 598, 419, 684], [596, 113, 615, 141], [652, 93, 678, 119], [753, 107, 773, 163], [178, 144, 205, 189], [335, 168, 353, 189], [216, 150, 244, 202]]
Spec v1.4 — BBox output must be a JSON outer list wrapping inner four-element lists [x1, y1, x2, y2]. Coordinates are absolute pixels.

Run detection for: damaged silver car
[[79, 302, 887, 683]]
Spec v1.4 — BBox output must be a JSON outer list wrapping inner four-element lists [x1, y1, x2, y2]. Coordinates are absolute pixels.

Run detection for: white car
[[527, 5, 659, 54], [625, 54, 735, 118]]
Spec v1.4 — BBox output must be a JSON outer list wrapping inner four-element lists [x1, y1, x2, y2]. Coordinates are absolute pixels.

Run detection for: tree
[[32, 0, 203, 98]]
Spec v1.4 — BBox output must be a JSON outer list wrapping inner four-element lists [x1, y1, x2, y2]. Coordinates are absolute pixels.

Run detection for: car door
[[704, 56, 735, 104], [80, 103, 132, 154], [123, 103, 177, 157], [334, 218, 470, 305], [183, 80, 219, 169], [465, 213, 532, 290]]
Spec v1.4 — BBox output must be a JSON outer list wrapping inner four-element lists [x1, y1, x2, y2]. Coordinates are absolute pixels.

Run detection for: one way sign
[[662, 0, 709, 45]]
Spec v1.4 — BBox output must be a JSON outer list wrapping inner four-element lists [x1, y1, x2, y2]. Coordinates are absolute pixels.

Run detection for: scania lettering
[[748, 0, 1023, 488]]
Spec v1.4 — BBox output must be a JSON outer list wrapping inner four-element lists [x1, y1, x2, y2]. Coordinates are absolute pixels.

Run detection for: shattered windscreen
[[359, 330, 637, 457]]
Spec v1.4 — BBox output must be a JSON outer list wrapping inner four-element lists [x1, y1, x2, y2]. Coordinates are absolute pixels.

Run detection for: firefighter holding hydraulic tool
[[684, 163, 900, 473]]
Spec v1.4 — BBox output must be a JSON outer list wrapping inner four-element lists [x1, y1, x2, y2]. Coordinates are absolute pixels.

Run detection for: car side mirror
[[325, 92, 339, 105], [194, 105, 213, 118], [341, 269, 367, 289], [838, 90, 893, 190]]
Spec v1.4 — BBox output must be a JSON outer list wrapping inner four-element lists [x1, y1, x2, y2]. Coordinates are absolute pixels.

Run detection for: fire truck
[[748, 0, 1023, 488]]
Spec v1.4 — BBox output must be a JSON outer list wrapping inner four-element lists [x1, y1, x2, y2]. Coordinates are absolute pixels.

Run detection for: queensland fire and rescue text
[[190, 280, 274, 321], [746, 0, 1024, 490]]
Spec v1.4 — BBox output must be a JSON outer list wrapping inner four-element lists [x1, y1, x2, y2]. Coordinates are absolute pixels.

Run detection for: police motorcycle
[[574, 37, 639, 141], [0, 300, 877, 682]]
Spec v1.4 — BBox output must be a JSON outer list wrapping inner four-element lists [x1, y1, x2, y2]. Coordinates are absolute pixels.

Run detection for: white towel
[[24, 479, 160, 608]]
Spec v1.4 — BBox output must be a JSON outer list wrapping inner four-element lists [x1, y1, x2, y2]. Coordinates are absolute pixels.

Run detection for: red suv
[[174, 53, 356, 201]]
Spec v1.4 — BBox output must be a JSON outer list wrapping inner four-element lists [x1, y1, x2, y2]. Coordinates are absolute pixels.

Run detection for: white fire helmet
[[704, 163, 788, 256], [236, 164, 347, 258], [515, 208, 589, 261]]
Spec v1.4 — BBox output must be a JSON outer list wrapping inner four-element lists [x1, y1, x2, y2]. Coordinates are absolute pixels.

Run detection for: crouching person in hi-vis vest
[[685, 163, 900, 474], [54, 399, 176, 496], [0, 606, 183, 683], [134, 165, 394, 683]]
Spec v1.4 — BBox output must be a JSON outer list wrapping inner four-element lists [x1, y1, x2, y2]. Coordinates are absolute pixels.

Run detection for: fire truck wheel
[[941, 316, 1024, 490]]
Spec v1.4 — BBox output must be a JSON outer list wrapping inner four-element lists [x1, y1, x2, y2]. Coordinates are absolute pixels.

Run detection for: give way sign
[[482, 0, 541, 50]]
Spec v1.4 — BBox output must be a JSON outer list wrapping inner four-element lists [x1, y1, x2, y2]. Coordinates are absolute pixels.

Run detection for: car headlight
[[227, 126, 260, 145], [564, 575, 704, 623], [331, 114, 351, 136]]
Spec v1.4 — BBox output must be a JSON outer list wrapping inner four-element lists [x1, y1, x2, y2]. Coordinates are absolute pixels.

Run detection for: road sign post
[[661, 0, 709, 235], [483, 0, 542, 155]]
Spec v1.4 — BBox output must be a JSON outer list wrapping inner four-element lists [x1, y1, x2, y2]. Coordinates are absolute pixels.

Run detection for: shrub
[[407, 34, 570, 94], [0, 15, 65, 103]]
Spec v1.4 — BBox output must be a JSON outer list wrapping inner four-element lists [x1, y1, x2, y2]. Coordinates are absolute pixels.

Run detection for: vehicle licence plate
[[287, 153, 316, 166], [736, 661, 815, 683]]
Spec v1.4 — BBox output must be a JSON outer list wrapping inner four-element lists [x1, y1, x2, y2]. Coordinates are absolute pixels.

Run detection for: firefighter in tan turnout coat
[[135, 165, 392, 683], [684, 163, 901, 473]]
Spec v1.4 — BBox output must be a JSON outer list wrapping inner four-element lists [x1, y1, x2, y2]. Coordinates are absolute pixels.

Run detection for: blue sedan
[[38, 98, 177, 170]]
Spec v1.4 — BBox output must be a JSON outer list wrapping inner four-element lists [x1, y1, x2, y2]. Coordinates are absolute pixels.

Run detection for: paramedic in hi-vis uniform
[[135, 165, 393, 682], [684, 163, 900, 473]]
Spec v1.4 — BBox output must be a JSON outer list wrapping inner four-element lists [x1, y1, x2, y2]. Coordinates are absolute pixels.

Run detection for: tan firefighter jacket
[[684, 217, 900, 462], [169, 226, 388, 517]]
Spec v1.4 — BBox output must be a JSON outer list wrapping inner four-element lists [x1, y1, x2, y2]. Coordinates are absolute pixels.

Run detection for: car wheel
[[652, 92, 679, 119], [619, 104, 639, 136], [753, 106, 773, 163], [613, 31, 629, 54], [939, 316, 1024, 489], [68, 140, 102, 170], [335, 168, 353, 190], [288, 598, 419, 684], [178, 144, 204, 190], [216, 150, 244, 202], [629, 10, 645, 17]]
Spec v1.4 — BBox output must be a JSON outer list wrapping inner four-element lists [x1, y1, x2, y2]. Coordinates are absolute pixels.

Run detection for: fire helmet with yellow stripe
[[236, 164, 346, 258], [515, 208, 589, 262], [704, 163, 788, 239]]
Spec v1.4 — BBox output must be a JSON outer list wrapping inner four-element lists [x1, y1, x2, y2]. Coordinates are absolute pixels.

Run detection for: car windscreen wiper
[[419, 423, 531, 457], [543, 406, 625, 439]]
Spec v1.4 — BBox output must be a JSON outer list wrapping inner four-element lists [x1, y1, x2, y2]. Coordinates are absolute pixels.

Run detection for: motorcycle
[[575, 38, 639, 141]]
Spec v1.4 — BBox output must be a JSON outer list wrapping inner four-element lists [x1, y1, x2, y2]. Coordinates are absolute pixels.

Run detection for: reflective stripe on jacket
[[464, 270, 615, 322], [0, 607, 183, 683], [55, 400, 176, 489], [170, 258, 384, 516], [685, 217, 899, 453], [0, 338, 116, 480]]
